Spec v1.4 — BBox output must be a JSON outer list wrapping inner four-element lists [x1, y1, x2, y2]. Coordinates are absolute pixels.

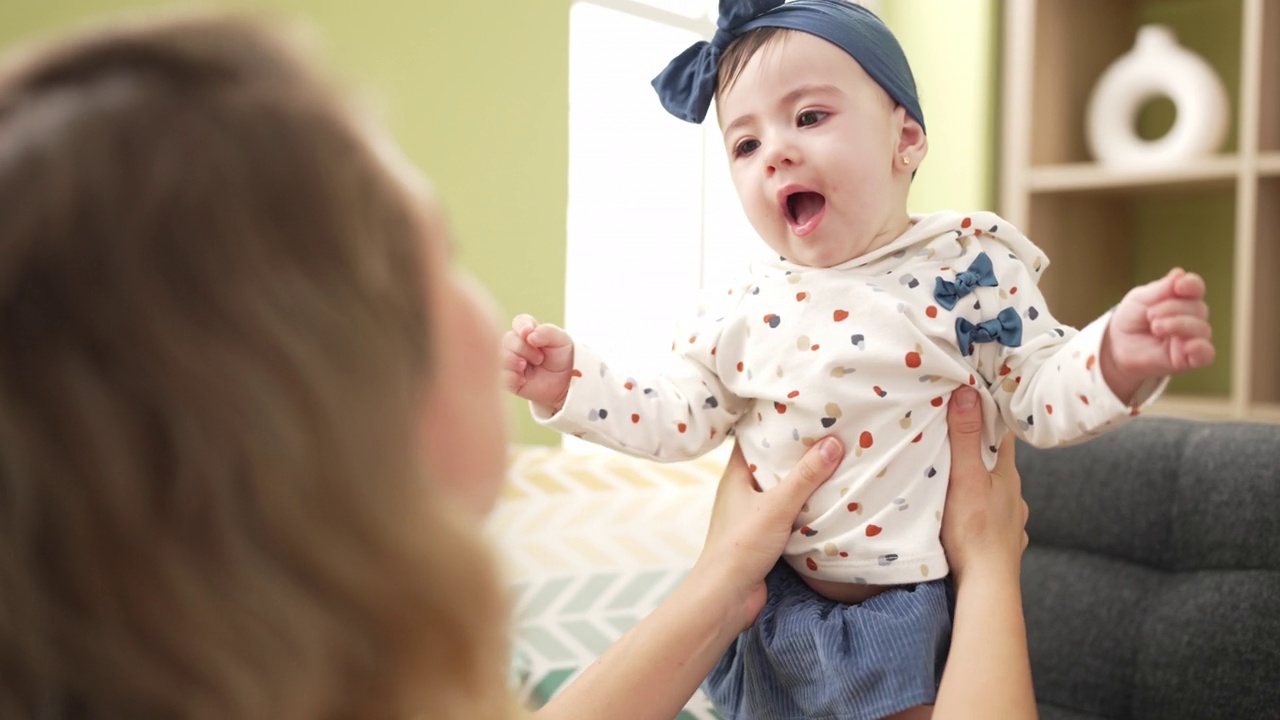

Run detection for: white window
[[565, 0, 752, 404]]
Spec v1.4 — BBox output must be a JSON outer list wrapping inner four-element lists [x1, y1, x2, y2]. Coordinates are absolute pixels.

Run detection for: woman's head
[[0, 11, 509, 717]]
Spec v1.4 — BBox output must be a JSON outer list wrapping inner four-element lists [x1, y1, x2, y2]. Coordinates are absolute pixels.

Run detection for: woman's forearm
[[534, 567, 738, 720], [934, 567, 1037, 720]]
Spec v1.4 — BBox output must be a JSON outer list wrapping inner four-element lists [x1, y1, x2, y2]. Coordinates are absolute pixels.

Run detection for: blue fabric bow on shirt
[[956, 307, 1022, 357], [651, 0, 926, 128], [933, 252, 998, 311]]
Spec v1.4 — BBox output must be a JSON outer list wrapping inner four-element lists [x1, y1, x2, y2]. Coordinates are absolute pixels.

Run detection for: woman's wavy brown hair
[[0, 11, 510, 718]]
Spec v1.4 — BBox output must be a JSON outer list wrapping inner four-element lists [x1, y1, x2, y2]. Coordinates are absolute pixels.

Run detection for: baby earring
[[902, 155, 911, 165]]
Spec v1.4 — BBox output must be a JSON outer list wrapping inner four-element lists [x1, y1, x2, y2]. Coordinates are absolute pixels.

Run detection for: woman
[[0, 12, 1033, 719]]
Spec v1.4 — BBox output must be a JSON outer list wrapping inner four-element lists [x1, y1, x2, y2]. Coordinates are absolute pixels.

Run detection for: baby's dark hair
[[716, 26, 792, 102]]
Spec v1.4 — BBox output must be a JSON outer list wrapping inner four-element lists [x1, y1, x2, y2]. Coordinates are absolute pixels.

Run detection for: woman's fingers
[[703, 437, 841, 572], [769, 437, 842, 511], [942, 386, 1033, 579], [990, 431, 1019, 496]]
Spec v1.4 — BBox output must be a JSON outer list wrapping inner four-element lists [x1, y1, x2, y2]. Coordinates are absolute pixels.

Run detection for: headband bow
[[651, 0, 926, 131], [650, 0, 784, 124]]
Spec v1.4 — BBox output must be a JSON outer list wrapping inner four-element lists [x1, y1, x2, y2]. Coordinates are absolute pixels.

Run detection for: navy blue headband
[[652, 0, 924, 133]]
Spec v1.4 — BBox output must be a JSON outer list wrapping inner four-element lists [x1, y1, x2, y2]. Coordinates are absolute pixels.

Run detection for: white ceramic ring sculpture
[[1085, 25, 1230, 168]]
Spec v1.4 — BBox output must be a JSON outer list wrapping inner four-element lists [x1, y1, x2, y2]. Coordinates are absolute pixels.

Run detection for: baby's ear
[[894, 106, 927, 163]]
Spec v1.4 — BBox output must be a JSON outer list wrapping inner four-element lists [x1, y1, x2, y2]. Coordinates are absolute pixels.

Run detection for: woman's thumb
[[946, 387, 987, 486], [774, 436, 843, 510]]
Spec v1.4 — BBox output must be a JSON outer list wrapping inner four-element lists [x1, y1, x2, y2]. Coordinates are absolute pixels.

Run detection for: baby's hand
[[1101, 267, 1215, 403], [501, 314, 575, 411]]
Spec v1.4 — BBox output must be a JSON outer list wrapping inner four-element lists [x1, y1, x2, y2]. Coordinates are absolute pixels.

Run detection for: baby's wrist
[[1099, 334, 1144, 405], [548, 383, 570, 414]]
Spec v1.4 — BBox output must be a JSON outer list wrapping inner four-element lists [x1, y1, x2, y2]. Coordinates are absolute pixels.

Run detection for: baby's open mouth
[[786, 191, 826, 227]]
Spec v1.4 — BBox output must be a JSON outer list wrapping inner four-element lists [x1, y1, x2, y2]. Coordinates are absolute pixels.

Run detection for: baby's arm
[[504, 301, 747, 461], [963, 247, 1157, 447], [537, 341, 745, 461]]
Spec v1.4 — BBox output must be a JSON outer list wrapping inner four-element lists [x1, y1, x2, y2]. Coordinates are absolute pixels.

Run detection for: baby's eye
[[797, 110, 828, 127], [734, 138, 760, 157]]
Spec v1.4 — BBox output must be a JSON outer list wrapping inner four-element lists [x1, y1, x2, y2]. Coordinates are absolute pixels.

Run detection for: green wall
[[0, 0, 572, 445], [1130, 0, 1240, 396], [881, 0, 998, 214], [0, 0, 1001, 445]]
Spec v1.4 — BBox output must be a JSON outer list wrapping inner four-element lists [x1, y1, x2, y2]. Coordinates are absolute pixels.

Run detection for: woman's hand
[[692, 437, 844, 634], [941, 386, 1029, 585], [537, 437, 842, 720], [934, 385, 1037, 719]]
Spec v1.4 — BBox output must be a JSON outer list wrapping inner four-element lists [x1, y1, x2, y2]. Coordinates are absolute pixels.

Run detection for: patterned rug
[[489, 445, 729, 718]]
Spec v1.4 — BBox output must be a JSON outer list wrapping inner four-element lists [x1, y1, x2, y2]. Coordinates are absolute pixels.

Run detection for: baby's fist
[[1102, 268, 1215, 402], [501, 314, 575, 410]]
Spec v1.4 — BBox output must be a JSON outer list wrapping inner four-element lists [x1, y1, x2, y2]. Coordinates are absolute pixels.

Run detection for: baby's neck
[[809, 212, 915, 269]]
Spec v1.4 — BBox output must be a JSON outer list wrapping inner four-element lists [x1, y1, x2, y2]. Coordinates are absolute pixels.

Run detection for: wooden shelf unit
[[1000, 0, 1280, 422]]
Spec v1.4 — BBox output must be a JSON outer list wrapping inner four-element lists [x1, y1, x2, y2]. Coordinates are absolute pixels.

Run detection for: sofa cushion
[[1018, 417, 1280, 719], [491, 446, 726, 718]]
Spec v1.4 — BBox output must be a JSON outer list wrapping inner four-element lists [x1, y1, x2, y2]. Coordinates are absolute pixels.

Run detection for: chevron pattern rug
[[489, 445, 729, 719]]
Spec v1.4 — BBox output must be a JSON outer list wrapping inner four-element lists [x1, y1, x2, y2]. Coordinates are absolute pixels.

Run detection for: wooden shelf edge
[[1258, 152, 1280, 176], [1027, 157, 1242, 193], [1144, 395, 1236, 421], [1142, 395, 1280, 424], [1248, 403, 1280, 424]]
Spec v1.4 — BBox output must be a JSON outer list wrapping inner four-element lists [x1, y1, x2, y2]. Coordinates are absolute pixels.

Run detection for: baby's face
[[717, 32, 912, 268]]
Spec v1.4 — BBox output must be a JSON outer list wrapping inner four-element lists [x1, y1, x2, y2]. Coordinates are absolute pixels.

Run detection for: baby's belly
[[799, 575, 892, 603]]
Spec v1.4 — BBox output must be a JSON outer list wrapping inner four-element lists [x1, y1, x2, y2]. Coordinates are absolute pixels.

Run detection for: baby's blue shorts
[[703, 562, 952, 720]]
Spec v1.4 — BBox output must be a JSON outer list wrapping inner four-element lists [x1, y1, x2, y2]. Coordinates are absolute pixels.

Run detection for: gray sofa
[[1017, 417, 1280, 719]]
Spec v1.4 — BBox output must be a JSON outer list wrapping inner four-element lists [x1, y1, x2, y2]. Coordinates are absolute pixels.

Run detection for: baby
[[502, 1, 1214, 718]]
